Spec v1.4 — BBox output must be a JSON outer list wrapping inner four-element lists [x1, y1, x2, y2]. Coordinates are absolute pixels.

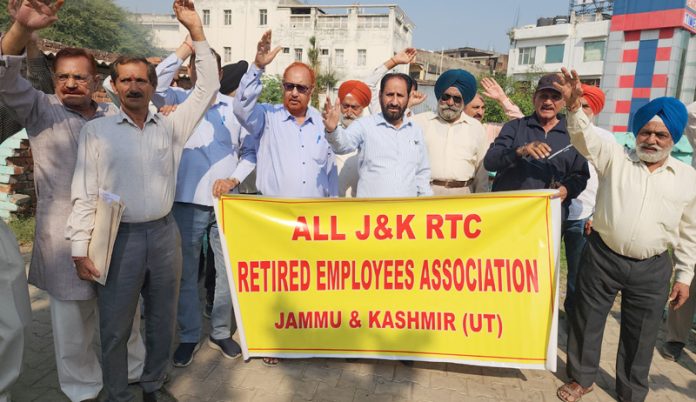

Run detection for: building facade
[[507, 13, 611, 85], [138, 0, 414, 80], [442, 47, 508, 75], [598, 0, 696, 133]]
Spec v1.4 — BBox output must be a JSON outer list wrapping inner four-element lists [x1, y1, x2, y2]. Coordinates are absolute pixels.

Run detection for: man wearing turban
[[556, 68, 696, 402], [660, 101, 696, 363], [413, 69, 489, 194], [334, 80, 372, 197], [484, 73, 590, 220], [562, 84, 616, 318]]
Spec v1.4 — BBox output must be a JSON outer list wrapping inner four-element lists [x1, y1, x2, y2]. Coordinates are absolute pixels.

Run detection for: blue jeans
[[563, 218, 588, 317], [173, 203, 234, 343]]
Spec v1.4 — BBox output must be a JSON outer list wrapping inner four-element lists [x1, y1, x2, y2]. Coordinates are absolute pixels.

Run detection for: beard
[[341, 113, 357, 127], [438, 103, 463, 122], [380, 101, 406, 125], [636, 143, 672, 163]]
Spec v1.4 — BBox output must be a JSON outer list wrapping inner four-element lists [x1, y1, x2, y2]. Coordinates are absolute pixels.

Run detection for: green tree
[[260, 74, 283, 104], [307, 36, 321, 108], [479, 73, 539, 124], [0, 0, 162, 56]]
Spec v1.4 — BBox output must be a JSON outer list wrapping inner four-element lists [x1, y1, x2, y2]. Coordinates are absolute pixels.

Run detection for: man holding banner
[[555, 69, 696, 402], [323, 73, 432, 197]]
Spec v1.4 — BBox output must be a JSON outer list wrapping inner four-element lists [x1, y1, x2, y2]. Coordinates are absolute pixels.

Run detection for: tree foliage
[[0, 0, 162, 56], [260, 74, 283, 104], [479, 72, 543, 124]]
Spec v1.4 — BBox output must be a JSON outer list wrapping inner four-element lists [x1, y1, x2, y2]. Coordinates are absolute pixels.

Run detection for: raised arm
[[166, 0, 220, 148], [365, 47, 416, 114], [233, 30, 281, 137], [0, 0, 63, 128], [26, 33, 54, 95], [481, 77, 524, 121], [322, 97, 364, 154], [556, 68, 621, 176], [152, 37, 194, 108]]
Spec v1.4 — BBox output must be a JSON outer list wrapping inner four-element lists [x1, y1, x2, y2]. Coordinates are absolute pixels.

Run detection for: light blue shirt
[[153, 53, 256, 206], [233, 64, 337, 197], [326, 113, 433, 197]]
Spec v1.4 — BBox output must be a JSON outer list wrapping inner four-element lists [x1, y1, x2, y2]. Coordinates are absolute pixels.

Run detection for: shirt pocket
[[658, 196, 686, 232], [150, 131, 173, 177]]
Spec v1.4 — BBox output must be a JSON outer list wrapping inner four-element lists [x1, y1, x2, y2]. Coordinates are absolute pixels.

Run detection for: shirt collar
[[117, 108, 159, 127], [376, 112, 413, 130], [282, 106, 316, 125]]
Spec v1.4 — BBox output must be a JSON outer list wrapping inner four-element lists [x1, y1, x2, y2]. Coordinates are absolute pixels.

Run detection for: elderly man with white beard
[[334, 80, 372, 197], [554, 68, 696, 402], [412, 69, 489, 194]]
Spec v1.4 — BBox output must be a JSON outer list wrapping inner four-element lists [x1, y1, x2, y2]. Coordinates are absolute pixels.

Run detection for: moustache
[[639, 144, 662, 151], [126, 92, 144, 98]]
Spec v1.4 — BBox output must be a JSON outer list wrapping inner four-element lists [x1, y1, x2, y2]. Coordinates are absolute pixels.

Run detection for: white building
[[135, 13, 182, 52], [507, 13, 610, 85], [138, 0, 414, 79]]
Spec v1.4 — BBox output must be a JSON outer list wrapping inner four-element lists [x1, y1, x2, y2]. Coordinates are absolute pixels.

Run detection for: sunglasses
[[440, 93, 463, 104], [282, 82, 311, 94]]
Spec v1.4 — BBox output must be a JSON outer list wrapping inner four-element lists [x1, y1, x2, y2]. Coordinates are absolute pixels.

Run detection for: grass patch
[[7, 216, 35, 246]]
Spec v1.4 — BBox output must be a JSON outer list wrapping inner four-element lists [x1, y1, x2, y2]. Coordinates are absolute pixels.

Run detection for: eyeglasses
[[55, 73, 92, 84], [282, 82, 311, 94], [536, 92, 562, 101], [440, 93, 463, 104]]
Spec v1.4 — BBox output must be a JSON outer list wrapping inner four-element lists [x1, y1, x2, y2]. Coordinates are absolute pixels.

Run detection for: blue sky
[[115, 0, 569, 52]]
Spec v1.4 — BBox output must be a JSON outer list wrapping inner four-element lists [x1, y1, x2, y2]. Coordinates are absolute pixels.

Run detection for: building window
[[357, 49, 367, 66], [545, 44, 564, 63], [294, 48, 303, 61], [259, 9, 268, 26], [282, 47, 290, 54], [202, 10, 210, 26], [224, 10, 232, 25], [583, 40, 605, 62], [517, 46, 536, 65], [320, 49, 329, 56], [224, 47, 232, 63], [335, 49, 344, 65]]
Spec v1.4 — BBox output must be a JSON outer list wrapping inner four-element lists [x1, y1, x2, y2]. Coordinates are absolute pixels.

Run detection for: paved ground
[[9, 252, 696, 402]]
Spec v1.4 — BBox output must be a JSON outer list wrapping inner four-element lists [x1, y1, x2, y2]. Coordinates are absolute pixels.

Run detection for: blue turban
[[434, 69, 477, 105], [632, 97, 687, 143]]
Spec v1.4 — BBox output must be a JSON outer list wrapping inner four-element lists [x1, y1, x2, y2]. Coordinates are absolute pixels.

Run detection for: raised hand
[[555, 68, 583, 111], [392, 48, 417, 65], [254, 30, 282, 69], [322, 96, 340, 133], [8, 0, 64, 31], [408, 91, 427, 109], [481, 77, 507, 102], [173, 0, 204, 41]]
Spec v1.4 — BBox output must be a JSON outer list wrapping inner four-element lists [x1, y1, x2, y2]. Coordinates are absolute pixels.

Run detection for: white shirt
[[567, 124, 617, 220], [567, 108, 696, 285], [67, 40, 219, 257], [413, 111, 489, 193]]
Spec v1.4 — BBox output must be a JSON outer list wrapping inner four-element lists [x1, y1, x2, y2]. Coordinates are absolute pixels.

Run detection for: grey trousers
[[665, 276, 696, 344], [567, 232, 671, 402], [97, 214, 182, 402]]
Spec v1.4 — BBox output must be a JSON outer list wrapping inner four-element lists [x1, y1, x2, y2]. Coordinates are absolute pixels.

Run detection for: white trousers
[[49, 296, 145, 402]]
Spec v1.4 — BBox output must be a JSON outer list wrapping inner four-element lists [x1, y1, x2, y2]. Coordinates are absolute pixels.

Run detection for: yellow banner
[[217, 191, 561, 370]]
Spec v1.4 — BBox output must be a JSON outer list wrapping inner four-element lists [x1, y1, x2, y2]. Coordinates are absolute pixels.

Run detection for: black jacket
[[483, 113, 589, 220]]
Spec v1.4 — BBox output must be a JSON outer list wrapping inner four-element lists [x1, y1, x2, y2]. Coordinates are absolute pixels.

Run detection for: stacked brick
[[0, 130, 35, 220]]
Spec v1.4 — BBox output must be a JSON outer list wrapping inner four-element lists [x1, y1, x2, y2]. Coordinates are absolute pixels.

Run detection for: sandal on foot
[[557, 382, 593, 402], [262, 357, 280, 366]]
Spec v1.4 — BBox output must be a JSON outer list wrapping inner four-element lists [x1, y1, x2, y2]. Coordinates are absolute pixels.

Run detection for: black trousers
[[566, 232, 672, 402]]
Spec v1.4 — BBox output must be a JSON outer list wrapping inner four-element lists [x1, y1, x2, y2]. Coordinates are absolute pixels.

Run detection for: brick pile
[[0, 130, 34, 220]]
